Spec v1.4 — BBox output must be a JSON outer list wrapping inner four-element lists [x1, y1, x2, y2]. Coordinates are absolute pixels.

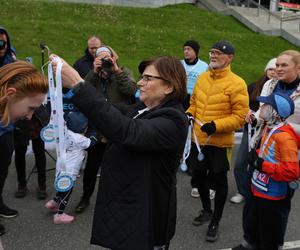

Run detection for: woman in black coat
[[50, 55, 188, 250]]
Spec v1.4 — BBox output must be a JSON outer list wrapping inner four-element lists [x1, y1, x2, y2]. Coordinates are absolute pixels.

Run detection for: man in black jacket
[[73, 36, 101, 78]]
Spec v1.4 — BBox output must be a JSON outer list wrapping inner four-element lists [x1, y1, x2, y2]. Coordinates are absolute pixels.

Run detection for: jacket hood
[[283, 123, 300, 147], [0, 26, 13, 57]]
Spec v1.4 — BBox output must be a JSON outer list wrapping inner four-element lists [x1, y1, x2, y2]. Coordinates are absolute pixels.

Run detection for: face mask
[[0, 40, 7, 50]]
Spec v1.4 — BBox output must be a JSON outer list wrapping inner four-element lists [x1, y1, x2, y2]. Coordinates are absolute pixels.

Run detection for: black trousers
[[189, 144, 229, 224], [0, 132, 14, 206], [253, 196, 290, 250], [82, 142, 106, 199], [54, 188, 73, 214], [240, 166, 256, 248], [14, 136, 46, 189]]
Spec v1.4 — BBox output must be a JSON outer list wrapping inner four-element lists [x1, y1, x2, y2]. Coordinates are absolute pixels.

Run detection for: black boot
[[36, 185, 47, 200], [75, 197, 90, 213], [15, 185, 27, 198], [0, 204, 18, 218]]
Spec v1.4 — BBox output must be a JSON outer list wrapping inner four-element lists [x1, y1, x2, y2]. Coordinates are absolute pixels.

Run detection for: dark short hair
[[139, 56, 187, 102]]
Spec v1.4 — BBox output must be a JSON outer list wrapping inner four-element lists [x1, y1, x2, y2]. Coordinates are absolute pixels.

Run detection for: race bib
[[252, 169, 270, 192]]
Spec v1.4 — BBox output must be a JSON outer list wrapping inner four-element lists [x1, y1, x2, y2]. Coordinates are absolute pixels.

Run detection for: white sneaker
[[230, 193, 244, 204], [191, 188, 200, 198], [209, 189, 216, 200]]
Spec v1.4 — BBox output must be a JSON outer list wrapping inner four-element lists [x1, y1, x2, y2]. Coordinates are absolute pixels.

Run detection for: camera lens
[[101, 58, 112, 69]]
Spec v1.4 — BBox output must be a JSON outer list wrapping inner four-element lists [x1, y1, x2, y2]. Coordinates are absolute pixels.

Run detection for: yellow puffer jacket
[[187, 65, 249, 148]]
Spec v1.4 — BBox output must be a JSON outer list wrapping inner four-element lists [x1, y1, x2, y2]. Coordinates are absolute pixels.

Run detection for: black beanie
[[183, 40, 200, 55]]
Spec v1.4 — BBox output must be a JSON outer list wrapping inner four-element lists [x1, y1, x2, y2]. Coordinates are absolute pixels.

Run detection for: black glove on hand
[[248, 148, 264, 171], [201, 121, 216, 136]]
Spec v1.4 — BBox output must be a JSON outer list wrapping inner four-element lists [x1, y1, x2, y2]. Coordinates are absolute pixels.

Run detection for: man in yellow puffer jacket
[[187, 40, 249, 242]]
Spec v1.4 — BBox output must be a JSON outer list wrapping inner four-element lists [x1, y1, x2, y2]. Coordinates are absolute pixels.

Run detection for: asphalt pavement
[[0, 150, 300, 250]]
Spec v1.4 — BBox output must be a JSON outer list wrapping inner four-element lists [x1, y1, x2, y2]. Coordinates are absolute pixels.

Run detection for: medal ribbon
[[258, 123, 284, 158], [181, 116, 211, 168], [48, 58, 67, 173]]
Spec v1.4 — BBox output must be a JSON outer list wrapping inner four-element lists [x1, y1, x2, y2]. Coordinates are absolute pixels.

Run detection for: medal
[[54, 173, 74, 192], [180, 162, 188, 172], [197, 152, 204, 161], [40, 124, 55, 143], [289, 181, 299, 190]]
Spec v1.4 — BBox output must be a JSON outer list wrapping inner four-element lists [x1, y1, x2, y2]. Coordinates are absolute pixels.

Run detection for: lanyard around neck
[[259, 123, 283, 158]]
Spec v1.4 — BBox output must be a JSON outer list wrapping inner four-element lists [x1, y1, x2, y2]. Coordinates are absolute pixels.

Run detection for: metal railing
[[222, 0, 300, 30]]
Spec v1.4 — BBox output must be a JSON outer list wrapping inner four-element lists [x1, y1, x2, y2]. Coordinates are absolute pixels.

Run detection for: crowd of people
[[0, 25, 300, 250]]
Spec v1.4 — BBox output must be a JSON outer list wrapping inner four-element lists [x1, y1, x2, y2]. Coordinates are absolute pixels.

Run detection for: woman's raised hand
[[49, 54, 83, 89]]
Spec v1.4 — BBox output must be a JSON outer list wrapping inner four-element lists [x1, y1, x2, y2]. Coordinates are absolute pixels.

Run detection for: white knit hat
[[264, 58, 277, 72]]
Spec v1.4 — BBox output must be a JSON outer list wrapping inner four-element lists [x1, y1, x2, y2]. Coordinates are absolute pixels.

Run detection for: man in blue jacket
[[0, 27, 18, 236], [0, 27, 16, 67]]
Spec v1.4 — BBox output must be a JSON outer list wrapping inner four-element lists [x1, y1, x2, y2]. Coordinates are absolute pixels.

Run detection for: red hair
[[0, 61, 48, 124]]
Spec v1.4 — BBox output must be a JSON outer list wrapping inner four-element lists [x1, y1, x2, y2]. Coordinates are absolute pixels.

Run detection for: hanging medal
[[48, 57, 73, 192], [180, 119, 193, 172], [197, 150, 205, 161], [193, 119, 211, 162]]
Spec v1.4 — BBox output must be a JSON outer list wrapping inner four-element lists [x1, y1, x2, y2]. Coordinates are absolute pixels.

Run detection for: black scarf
[[184, 58, 198, 65]]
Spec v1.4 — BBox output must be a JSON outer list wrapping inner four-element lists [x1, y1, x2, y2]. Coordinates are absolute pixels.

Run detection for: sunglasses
[[0, 40, 7, 50]]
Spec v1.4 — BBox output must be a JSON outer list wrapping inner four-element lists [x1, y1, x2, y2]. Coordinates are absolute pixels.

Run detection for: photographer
[[75, 45, 137, 213]]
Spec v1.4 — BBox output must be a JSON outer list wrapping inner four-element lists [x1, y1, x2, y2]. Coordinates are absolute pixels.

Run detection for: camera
[[101, 58, 113, 69]]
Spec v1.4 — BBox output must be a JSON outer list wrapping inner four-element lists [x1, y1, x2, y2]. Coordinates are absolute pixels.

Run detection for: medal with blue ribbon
[[48, 57, 74, 191]]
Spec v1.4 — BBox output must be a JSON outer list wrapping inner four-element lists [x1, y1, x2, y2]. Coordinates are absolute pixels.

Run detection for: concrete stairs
[[198, 0, 300, 47], [196, 0, 230, 13]]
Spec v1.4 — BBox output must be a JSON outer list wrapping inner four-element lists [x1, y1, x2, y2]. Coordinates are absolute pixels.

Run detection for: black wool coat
[[71, 83, 188, 250]]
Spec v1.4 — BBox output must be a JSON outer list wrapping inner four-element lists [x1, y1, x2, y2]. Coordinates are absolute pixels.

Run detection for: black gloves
[[201, 121, 216, 136], [86, 130, 98, 147], [248, 148, 264, 171]]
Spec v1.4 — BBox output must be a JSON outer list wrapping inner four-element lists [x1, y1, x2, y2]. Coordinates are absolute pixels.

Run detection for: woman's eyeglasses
[[139, 74, 168, 84]]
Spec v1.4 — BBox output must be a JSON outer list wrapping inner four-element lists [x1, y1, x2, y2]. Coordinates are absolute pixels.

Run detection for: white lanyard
[[248, 123, 252, 152], [259, 123, 283, 157], [181, 117, 210, 165], [181, 120, 193, 163], [192, 118, 211, 156], [48, 58, 67, 172], [133, 107, 149, 119]]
